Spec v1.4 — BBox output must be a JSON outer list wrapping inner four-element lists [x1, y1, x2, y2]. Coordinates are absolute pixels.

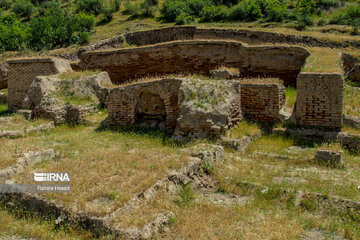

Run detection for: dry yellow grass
[[303, 47, 343, 73], [344, 84, 360, 117], [342, 125, 360, 135], [111, 186, 358, 239], [213, 135, 360, 202], [0, 114, 51, 132], [9, 111, 190, 217], [238, 78, 283, 84], [57, 70, 101, 80]]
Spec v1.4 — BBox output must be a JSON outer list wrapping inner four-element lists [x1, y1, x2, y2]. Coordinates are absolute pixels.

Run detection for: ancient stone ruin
[[2, 26, 360, 240], [7, 58, 72, 111], [76, 40, 309, 87], [296, 73, 344, 130], [1, 27, 348, 139]]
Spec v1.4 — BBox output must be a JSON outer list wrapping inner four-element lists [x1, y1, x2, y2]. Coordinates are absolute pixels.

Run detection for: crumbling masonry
[[3, 30, 346, 138]]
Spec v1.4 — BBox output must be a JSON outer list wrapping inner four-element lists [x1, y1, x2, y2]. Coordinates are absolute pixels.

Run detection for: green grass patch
[[0, 104, 10, 117], [285, 87, 297, 108], [225, 121, 261, 139], [344, 84, 360, 117], [0, 113, 51, 131], [214, 135, 360, 202], [303, 47, 342, 73]]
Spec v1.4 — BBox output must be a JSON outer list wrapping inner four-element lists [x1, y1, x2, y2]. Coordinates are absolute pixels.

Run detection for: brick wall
[[106, 79, 182, 134], [7, 58, 71, 110], [296, 73, 344, 129], [124, 26, 196, 46], [78, 40, 309, 87], [240, 83, 285, 123]]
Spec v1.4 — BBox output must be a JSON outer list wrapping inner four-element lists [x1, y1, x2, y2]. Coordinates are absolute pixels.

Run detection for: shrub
[[295, 0, 316, 26], [329, 4, 360, 25], [187, 0, 211, 16], [76, 13, 95, 32], [229, 0, 262, 21], [229, 2, 246, 20], [295, 19, 307, 30], [77, 0, 103, 15], [175, 12, 195, 24], [145, 0, 158, 6], [124, 0, 141, 16], [114, 0, 122, 11], [350, 19, 359, 36], [263, 0, 292, 22], [200, 5, 229, 22], [30, 0, 50, 4], [212, 0, 239, 6], [316, 18, 326, 26], [0, 14, 29, 51], [0, 0, 12, 10], [140, 0, 156, 17], [246, 0, 262, 20], [77, 31, 91, 45], [295, 0, 316, 16], [101, 2, 116, 22], [13, 0, 35, 20], [160, 0, 190, 22], [29, 12, 78, 50], [316, 0, 341, 10], [38, 1, 63, 16]]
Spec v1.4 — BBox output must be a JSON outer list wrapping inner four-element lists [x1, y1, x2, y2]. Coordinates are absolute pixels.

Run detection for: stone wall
[[124, 26, 196, 46], [121, 26, 360, 48], [7, 58, 72, 110], [0, 62, 8, 90], [240, 83, 285, 123], [296, 73, 344, 129], [79, 40, 309, 87], [106, 79, 182, 134], [342, 53, 360, 82]]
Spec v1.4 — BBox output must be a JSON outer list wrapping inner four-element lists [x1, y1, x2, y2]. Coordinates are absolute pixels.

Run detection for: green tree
[[13, 0, 35, 20], [0, 14, 29, 51], [77, 0, 103, 15]]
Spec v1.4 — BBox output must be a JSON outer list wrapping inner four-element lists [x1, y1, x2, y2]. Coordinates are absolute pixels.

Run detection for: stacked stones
[[240, 83, 285, 124], [78, 40, 309, 86], [296, 73, 344, 129], [105, 79, 182, 134], [7, 58, 72, 111]]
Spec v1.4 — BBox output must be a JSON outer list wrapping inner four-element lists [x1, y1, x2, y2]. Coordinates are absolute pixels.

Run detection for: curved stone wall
[[78, 40, 310, 86], [123, 26, 360, 48]]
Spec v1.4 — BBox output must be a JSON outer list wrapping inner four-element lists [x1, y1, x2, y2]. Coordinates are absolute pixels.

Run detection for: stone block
[[315, 150, 345, 168]]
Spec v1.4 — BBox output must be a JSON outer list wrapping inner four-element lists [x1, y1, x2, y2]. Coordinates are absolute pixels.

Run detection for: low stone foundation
[[7, 58, 72, 110], [240, 82, 285, 123], [296, 73, 344, 129]]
